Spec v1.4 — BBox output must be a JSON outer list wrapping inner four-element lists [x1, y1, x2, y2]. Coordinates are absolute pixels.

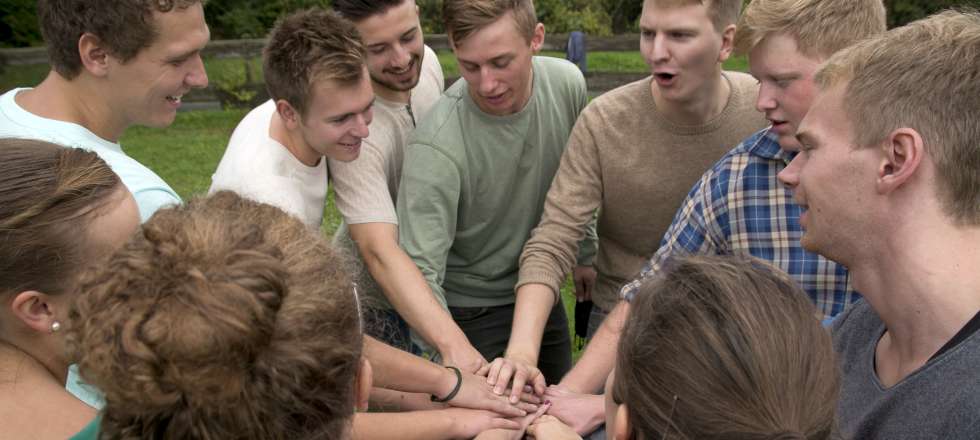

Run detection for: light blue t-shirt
[[0, 88, 181, 222], [1, 87, 183, 408]]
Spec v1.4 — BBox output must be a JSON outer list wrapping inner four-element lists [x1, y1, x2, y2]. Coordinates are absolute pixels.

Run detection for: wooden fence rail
[[0, 34, 640, 66]]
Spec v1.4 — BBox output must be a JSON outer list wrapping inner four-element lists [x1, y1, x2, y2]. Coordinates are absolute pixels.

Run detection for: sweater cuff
[[516, 268, 565, 305]]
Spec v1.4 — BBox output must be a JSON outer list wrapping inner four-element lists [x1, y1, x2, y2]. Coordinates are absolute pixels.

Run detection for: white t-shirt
[[209, 100, 328, 228], [0, 88, 181, 222], [328, 45, 444, 225]]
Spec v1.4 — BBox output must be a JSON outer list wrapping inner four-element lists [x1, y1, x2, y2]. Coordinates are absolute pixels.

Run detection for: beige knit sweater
[[517, 72, 767, 311]]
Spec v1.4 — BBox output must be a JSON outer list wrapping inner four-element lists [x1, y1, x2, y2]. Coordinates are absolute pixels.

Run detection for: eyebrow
[[329, 97, 376, 120]]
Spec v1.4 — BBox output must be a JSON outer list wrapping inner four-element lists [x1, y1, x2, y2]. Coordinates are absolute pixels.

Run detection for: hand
[[478, 354, 546, 404], [442, 343, 489, 374], [527, 414, 583, 440], [573, 265, 597, 302], [473, 401, 552, 440], [446, 369, 539, 417], [445, 408, 523, 439], [544, 385, 605, 435]]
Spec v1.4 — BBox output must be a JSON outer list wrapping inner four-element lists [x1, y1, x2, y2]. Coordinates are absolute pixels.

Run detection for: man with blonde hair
[[396, 0, 596, 402], [546, 0, 887, 434], [779, 10, 980, 438], [515, 0, 767, 432]]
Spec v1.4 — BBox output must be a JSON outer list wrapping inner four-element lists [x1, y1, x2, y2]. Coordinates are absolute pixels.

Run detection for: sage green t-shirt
[[397, 56, 593, 308]]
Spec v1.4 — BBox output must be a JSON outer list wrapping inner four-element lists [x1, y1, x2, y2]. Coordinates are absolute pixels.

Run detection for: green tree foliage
[[4, 0, 980, 48], [0, 0, 43, 48], [884, 0, 980, 27], [204, 0, 328, 39]]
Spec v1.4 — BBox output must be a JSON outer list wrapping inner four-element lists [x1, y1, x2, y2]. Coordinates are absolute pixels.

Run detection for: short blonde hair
[[734, 0, 886, 58], [816, 9, 980, 225], [443, 0, 537, 46], [646, 0, 743, 32]]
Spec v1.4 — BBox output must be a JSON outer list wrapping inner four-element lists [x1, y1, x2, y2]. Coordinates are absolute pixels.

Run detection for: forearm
[[505, 284, 556, 363], [359, 237, 472, 355], [559, 301, 629, 394], [369, 387, 445, 412], [353, 412, 454, 440], [364, 336, 455, 397]]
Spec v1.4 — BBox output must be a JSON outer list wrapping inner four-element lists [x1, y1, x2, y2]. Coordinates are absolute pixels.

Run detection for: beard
[[372, 51, 424, 93]]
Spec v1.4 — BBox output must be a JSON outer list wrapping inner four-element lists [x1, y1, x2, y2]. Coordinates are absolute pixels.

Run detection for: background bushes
[[3, 0, 980, 48]]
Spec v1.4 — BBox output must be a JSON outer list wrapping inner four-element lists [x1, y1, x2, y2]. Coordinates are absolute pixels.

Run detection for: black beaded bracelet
[[431, 366, 463, 403]]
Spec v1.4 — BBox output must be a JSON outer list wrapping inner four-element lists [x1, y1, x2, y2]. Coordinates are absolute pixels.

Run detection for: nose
[[651, 34, 669, 63], [392, 43, 412, 69], [352, 110, 371, 138], [478, 66, 499, 95], [777, 154, 803, 190], [186, 54, 208, 88], [756, 83, 777, 113]]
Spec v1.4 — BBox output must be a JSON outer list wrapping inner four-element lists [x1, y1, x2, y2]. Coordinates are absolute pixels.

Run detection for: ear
[[355, 357, 373, 412], [10, 291, 59, 334], [275, 99, 301, 131], [78, 33, 111, 77], [613, 403, 633, 440], [718, 24, 736, 62], [530, 23, 546, 53], [876, 127, 925, 195]]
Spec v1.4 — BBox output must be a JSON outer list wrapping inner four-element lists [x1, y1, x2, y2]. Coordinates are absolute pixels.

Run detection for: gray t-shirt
[[832, 300, 980, 439]]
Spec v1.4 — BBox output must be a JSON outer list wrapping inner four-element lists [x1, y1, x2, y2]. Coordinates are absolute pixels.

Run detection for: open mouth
[[654, 72, 676, 81], [166, 95, 183, 104]]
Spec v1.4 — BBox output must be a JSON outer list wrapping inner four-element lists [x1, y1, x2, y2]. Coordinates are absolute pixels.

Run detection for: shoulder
[[533, 56, 586, 91], [831, 300, 880, 352], [723, 70, 760, 92]]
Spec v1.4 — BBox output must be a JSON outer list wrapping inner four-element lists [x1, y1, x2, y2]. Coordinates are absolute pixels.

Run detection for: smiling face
[[777, 85, 876, 263], [103, 3, 210, 133], [639, 0, 733, 107], [295, 71, 375, 163], [355, 0, 425, 98], [748, 34, 823, 152], [452, 12, 543, 116]]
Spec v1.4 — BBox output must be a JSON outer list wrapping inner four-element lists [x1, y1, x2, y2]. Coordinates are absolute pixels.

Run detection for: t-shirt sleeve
[[329, 137, 398, 225], [132, 188, 182, 223], [396, 143, 460, 308]]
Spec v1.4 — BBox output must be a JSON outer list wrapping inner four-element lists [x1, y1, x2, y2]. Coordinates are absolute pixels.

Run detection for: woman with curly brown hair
[[68, 191, 368, 439], [527, 256, 840, 440], [0, 138, 140, 439]]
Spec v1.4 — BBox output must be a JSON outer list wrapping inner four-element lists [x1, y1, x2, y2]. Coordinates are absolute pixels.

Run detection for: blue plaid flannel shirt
[[620, 128, 859, 320]]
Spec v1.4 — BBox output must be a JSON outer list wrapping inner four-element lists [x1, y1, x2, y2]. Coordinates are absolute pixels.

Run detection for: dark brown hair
[[263, 8, 366, 115], [613, 256, 839, 440], [333, 0, 407, 22], [38, 0, 203, 80], [0, 138, 123, 299], [69, 191, 363, 439], [443, 0, 537, 46]]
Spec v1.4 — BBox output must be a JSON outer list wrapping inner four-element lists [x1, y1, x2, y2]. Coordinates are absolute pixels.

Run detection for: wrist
[[504, 345, 538, 365], [432, 366, 462, 402]]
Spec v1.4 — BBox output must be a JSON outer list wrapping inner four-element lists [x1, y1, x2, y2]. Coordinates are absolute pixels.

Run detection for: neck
[[19, 71, 127, 142], [652, 69, 730, 126], [373, 80, 411, 104], [849, 219, 980, 363], [0, 340, 68, 385], [269, 110, 321, 167]]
